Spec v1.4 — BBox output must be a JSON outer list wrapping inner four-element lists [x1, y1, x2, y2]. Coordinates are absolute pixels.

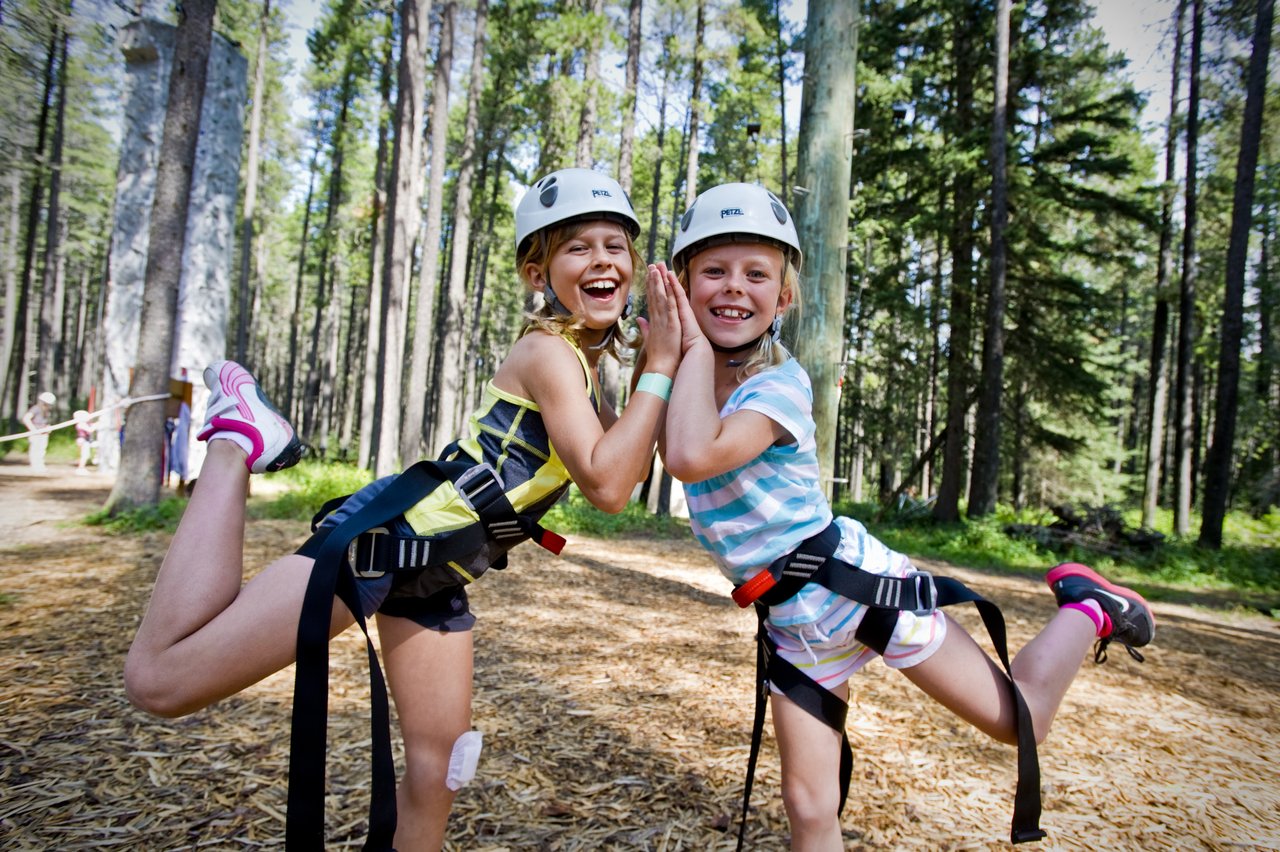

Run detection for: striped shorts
[[766, 551, 947, 694]]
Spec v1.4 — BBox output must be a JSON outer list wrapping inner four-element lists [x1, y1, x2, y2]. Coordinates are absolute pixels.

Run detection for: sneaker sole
[[1045, 562, 1156, 630]]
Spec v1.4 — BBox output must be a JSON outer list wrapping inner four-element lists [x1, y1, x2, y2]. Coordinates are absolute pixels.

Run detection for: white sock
[[206, 430, 255, 457]]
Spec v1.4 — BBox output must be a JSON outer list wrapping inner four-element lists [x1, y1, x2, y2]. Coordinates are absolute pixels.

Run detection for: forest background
[[0, 0, 1276, 582]]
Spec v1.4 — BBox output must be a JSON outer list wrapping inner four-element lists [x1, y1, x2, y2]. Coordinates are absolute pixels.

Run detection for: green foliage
[[249, 460, 374, 521], [84, 497, 187, 534], [542, 487, 691, 539], [837, 499, 1280, 606]]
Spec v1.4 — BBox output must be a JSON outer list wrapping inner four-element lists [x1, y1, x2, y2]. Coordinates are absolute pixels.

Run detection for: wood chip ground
[[2, 459, 1277, 850]]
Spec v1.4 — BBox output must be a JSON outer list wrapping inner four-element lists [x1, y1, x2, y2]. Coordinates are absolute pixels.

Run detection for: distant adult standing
[[22, 392, 56, 472]]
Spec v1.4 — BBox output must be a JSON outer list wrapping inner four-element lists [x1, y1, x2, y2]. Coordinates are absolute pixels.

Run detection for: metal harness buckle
[[350, 526, 389, 579], [908, 570, 937, 615]]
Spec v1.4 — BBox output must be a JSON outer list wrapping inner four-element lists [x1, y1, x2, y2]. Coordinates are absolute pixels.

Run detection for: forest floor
[[1, 456, 1278, 851]]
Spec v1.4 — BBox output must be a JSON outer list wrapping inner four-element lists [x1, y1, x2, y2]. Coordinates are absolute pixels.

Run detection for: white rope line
[[0, 393, 173, 443]]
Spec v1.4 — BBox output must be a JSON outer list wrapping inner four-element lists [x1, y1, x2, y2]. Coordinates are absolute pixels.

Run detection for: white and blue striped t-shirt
[[682, 358, 906, 627]]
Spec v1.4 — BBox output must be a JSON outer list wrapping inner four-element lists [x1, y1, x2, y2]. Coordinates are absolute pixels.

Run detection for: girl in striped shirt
[[658, 182, 1154, 850]]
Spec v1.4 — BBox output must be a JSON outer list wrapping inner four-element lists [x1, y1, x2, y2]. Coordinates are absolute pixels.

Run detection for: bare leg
[[771, 684, 849, 852], [900, 608, 1095, 744], [125, 440, 355, 716], [378, 615, 474, 852]]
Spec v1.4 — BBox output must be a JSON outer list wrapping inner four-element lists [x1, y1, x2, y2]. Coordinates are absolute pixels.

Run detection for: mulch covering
[[2, 460, 1278, 850]]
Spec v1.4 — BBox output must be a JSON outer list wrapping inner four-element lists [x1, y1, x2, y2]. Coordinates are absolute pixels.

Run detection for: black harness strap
[[733, 522, 1047, 847], [737, 604, 853, 852], [287, 459, 565, 851]]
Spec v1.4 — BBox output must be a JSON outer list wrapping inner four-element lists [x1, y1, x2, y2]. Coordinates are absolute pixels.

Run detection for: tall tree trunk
[[791, 0, 857, 499], [36, 21, 69, 397], [1, 171, 19, 418], [645, 35, 673, 263], [234, 0, 270, 363], [286, 140, 320, 423], [1142, 0, 1187, 529], [403, 0, 454, 463], [618, 0, 642, 192], [1174, 0, 1202, 536], [375, 0, 433, 476], [935, 7, 978, 523], [1199, 0, 1273, 548], [968, 0, 1010, 518], [774, 0, 788, 193], [304, 69, 354, 444], [6, 25, 58, 427], [575, 0, 603, 167], [107, 0, 214, 513], [682, 0, 706, 206], [358, 10, 395, 470], [432, 0, 488, 454], [462, 130, 508, 415]]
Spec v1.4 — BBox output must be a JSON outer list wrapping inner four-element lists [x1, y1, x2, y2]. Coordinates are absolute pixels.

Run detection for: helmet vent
[[771, 200, 788, 224], [680, 205, 696, 231], [539, 185, 559, 207]]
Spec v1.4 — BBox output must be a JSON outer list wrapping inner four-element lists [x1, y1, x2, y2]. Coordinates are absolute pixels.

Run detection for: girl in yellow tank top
[[125, 168, 689, 850]]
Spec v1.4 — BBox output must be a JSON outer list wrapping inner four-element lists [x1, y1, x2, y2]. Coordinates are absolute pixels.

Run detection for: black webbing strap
[[287, 458, 476, 851], [737, 604, 853, 852]]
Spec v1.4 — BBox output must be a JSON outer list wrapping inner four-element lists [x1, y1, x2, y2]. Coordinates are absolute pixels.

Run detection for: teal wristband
[[635, 372, 673, 401]]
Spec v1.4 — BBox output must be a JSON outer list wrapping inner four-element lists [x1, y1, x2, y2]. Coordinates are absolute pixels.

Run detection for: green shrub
[[250, 460, 374, 521], [84, 497, 187, 534], [542, 487, 691, 538]]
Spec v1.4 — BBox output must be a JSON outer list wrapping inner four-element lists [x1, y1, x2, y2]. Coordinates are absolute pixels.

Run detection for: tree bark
[[358, 12, 396, 470], [374, 0, 433, 476], [967, 0, 1010, 518], [618, 0, 643, 193], [1198, 0, 1272, 548], [234, 0, 270, 363], [1142, 0, 1186, 529], [791, 0, 857, 500], [107, 0, 214, 513], [575, 0, 603, 168], [934, 7, 978, 523], [432, 0, 489, 453], [1173, 0, 1202, 536], [682, 0, 706, 206], [36, 22, 69, 397], [402, 0, 454, 465]]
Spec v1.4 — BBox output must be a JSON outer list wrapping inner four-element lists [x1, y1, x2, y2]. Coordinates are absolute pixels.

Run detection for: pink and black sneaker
[[198, 360, 303, 474], [1046, 562, 1154, 663]]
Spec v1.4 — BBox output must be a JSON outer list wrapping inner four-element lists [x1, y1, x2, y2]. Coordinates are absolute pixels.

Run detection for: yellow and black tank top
[[401, 335, 599, 537]]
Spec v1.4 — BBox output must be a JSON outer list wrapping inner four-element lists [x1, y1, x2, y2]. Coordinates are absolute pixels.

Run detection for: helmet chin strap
[[718, 310, 784, 366]]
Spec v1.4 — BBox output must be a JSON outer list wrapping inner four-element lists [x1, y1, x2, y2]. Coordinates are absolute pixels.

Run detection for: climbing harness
[[732, 521, 1047, 849], [286, 455, 566, 851]]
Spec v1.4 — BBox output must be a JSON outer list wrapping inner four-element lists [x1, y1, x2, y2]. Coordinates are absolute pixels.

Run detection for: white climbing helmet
[[671, 183, 802, 273], [38, 391, 55, 405], [514, 168, 640, 257]]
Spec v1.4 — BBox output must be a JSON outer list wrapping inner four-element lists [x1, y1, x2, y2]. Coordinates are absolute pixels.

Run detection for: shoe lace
[[1093, 638, 1146, 665]]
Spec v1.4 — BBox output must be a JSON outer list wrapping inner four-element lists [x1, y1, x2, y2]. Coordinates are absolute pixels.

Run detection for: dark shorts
[[307, 476, 475, 633]]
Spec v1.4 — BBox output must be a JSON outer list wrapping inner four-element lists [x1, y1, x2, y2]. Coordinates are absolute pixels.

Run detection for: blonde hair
[[517, 218, 644, 360], [679, 241, 803, 382]]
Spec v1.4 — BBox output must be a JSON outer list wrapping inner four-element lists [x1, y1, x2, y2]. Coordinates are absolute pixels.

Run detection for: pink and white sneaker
[[198, 360, 303, 473]]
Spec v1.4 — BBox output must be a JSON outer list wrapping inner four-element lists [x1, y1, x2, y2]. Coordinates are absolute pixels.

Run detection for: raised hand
[[635, 262, 683, 375]]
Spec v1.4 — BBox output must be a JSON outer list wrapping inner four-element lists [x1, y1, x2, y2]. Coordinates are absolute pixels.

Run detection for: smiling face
[[686, 241, 792, 352], [523, 221, 636, 339]]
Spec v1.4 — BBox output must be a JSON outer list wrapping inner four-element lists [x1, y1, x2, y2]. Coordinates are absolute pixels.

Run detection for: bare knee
[[780, 772, 842, 837]]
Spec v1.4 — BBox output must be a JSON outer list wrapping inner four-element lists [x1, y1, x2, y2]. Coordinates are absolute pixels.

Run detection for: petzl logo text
[[720, 207, 743, 217]]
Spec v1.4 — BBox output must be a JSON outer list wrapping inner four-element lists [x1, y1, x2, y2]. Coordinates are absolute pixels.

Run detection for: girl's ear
[[524, 261, 547, 292], [777, 284, 794, 314]]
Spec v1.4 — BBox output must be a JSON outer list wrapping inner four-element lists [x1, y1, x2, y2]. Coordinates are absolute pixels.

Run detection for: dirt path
[[1, 458, 1277, 850]]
